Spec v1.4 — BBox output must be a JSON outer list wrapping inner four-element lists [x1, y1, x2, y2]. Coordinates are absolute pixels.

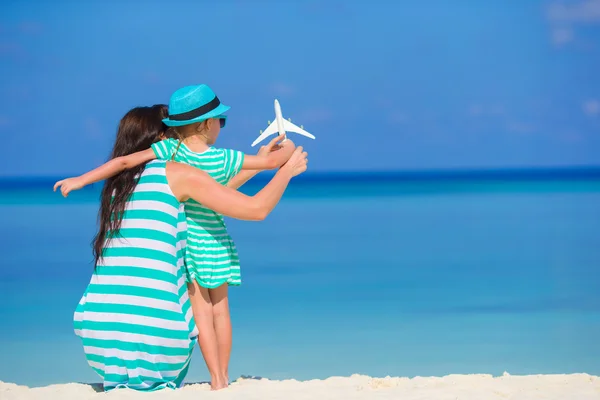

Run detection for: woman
[[71, 104, 307, 391]]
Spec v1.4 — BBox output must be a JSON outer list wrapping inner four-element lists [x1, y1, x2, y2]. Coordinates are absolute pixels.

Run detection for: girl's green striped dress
[[73, 160, 198, 391], [151, 139, 244, 289]]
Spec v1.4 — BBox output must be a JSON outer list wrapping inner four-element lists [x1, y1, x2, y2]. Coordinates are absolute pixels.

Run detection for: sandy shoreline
[[1, 373, 599, 400]]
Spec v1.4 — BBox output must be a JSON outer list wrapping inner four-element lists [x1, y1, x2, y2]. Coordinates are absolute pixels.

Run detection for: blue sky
[[1, 0, 599, 176]]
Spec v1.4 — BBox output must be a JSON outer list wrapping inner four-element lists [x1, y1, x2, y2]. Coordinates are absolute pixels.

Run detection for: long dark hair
[[92, 104, 171, 265]]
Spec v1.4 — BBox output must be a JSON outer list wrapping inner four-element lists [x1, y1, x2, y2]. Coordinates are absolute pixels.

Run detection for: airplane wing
[[251, 120, 279, 147], [283, 119, 316, 139]]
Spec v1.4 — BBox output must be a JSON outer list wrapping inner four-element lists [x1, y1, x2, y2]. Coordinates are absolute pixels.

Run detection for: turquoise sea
[[0, 169, 599, 387]]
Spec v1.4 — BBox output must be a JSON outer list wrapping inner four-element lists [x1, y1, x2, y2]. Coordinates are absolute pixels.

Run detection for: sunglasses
[[216, 115, 227, 128]]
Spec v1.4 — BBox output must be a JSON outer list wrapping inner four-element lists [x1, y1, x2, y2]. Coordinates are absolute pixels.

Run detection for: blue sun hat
[[162, 84, 230, 127]]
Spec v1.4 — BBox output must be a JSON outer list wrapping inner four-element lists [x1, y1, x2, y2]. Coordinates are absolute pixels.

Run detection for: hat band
[[168, 96, 221, 121]]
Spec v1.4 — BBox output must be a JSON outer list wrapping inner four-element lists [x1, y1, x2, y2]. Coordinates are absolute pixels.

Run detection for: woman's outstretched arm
[[168, 146, 308, 221]]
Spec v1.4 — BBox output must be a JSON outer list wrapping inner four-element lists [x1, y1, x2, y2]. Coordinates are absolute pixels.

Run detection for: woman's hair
[[92, 104, 171, 265]]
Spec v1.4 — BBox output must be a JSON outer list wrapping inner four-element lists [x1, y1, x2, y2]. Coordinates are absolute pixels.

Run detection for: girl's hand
[[257, 135, 292, 157], [53, 177, 84, 197]]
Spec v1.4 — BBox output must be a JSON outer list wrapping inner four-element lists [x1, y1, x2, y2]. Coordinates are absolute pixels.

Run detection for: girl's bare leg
[[187, 280, 227, 390], [209, 283, 232, 385]]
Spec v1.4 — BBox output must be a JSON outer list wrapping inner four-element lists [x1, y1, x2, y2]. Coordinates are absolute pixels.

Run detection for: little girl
[[54, 84, 296, 389]]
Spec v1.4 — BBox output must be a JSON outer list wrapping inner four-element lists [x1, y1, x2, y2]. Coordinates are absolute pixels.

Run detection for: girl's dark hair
[[92, 104, 171, 265]]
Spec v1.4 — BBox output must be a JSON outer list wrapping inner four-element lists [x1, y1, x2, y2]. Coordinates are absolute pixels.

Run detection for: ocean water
[[0, 172, 599, 387]]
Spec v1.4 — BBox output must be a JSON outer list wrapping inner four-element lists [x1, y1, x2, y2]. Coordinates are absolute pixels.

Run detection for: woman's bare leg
[[209, 283, 232, 384], [187, 280, 227, 390]]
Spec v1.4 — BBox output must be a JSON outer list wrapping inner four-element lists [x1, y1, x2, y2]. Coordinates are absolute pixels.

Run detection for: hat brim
[[162, 103, 231, 127]]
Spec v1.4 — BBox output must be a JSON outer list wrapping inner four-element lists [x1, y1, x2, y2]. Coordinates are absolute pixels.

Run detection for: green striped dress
[[74, 160, 198, 392], [151, 139, 245, 289]]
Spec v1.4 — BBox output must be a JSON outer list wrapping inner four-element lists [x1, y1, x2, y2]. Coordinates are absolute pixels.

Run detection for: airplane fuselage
[[274, 99, 286, 137]]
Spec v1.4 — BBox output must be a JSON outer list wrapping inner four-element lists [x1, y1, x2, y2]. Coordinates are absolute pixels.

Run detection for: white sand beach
[[1, 373, 599, 400]]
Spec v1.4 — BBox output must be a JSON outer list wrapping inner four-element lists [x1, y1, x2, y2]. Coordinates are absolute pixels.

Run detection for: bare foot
[[210, 378, 228, 391]]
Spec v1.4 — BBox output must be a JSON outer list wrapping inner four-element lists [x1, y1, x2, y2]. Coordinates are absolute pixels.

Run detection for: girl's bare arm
[[53, 148, 156, 197]]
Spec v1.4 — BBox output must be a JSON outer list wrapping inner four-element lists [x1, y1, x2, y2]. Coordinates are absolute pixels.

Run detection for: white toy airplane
[[251, 99, 316, 147]]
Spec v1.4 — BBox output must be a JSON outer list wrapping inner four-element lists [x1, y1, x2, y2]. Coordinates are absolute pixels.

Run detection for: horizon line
[[1, 165, 600, 189]]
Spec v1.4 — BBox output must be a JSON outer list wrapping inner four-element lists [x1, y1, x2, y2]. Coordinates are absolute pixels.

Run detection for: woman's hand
[[53, 177, 84, 197], [282, 146, 308, 177]]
